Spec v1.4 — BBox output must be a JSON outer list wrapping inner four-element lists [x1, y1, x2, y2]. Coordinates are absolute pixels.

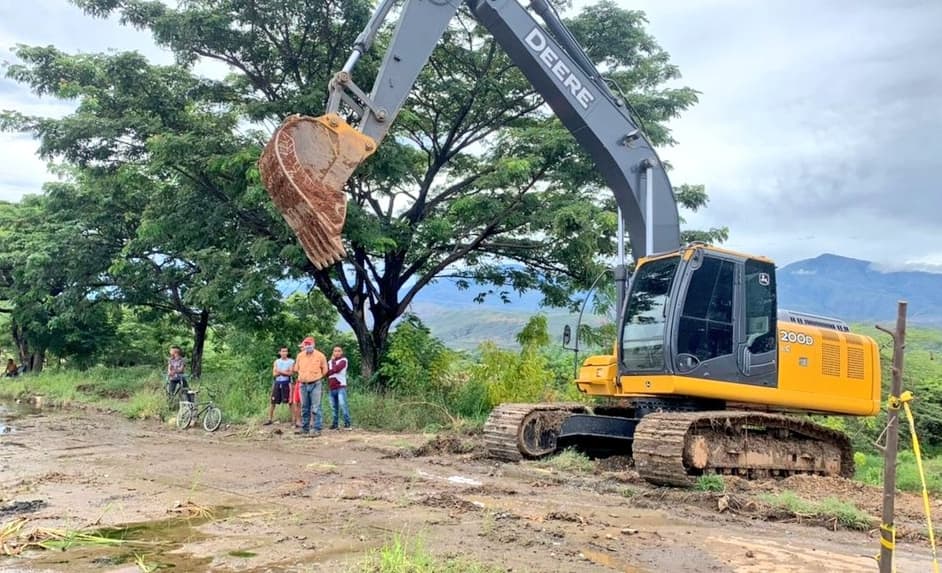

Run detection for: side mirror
[[562, 324, 572, 346]]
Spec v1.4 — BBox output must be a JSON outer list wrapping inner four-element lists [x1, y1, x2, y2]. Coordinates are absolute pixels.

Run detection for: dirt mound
[[0, 499, 46, 517], [412, 433, 480, 457], [744, 474, 933, 527], [779, 474, 872, 499], [416, 492, 483, 513], [595, 455, 633, 472], [545, 511, 589, 525]]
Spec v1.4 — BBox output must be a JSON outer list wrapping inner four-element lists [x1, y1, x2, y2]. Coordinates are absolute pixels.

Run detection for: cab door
[[669, 251, 778, 388], [735, 258, 778, 386], [669, 251, 740, 381]]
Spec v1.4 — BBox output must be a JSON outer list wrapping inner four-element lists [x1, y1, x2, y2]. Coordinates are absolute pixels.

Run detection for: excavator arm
[[259, 0, 680, 271]]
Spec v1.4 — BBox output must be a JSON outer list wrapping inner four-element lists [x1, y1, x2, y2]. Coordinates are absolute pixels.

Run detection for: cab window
[[622, 256, 679, 371], [676, 256, 734, 362], [744, 259, 777, 353]]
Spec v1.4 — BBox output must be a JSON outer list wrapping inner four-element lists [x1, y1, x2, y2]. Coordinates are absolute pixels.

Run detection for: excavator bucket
[[258, 113, 377, 269]]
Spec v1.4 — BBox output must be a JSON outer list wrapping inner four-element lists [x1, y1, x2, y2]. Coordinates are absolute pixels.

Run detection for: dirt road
[[0, 401, 937, 572]]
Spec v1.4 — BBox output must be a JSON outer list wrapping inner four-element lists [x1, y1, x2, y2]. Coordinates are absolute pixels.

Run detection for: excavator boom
[[258, 0, 680, 270]]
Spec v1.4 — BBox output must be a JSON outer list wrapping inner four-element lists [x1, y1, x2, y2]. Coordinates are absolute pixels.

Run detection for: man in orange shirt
[[292, 336, 328, 436]]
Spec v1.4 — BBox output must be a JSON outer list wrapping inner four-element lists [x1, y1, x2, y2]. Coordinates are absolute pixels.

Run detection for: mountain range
[[776, 254, 942, 326], [409, 254, 942, 348], [284, 254, 942, 349]]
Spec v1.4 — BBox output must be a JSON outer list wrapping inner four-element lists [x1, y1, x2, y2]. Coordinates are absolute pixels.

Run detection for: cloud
[[0, 133, 54, 201], [871, 261, 942, 275], [1, 0, 940, 270], [0, 0, 229, 202], [618, 0, 942, 266]]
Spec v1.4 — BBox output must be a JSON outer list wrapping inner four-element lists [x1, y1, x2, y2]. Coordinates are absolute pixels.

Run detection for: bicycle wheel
[[176, 403, 194, 429], [202, 406, 222, 432]]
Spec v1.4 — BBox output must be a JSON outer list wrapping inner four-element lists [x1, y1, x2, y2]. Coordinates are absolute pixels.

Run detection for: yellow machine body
[[575, 245, 882, 417]]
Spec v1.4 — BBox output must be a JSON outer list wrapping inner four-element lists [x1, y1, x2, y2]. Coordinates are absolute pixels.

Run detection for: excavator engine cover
[[258, 113, 376, 269]]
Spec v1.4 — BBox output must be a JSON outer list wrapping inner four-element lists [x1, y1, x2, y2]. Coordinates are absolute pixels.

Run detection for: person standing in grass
[[292, 336, 328, 436], [326, 345, 351, 430], [167, 345, 188, 398], [265, 346, 294, 426]]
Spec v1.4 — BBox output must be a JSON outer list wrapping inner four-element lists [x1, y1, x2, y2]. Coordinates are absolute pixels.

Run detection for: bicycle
[[175, 388, 223, 432]]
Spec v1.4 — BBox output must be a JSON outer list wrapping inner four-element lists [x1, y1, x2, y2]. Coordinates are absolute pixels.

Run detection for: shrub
[[537, 448, 594, 473], [356, 534, 501, 573], [695, 474, 725, 492], [759, 491, 873, 530], [854, 451, 942, 495]]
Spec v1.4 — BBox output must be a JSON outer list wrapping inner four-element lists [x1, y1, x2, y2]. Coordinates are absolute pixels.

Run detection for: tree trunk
[[368, 311, 396, 391], [350, 314, 378, 383], [359, 339, 378, 382], [307, 259, 399, 388], [190, 309, 209, 378], [349, 312, 395, 388], [11, 320, 43, 372], [12, 320, 27, 366], [29, 348, 45, 373]]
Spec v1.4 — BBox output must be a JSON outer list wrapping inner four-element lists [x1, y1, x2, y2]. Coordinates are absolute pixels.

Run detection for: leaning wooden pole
[[877, 301, 908, 573]]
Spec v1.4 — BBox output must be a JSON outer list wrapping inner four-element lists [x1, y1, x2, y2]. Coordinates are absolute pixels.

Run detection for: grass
[[134, 553, 158, 573], [695, 474, 725, 492], [0, 518, 164, 556], [536, 448, 594, 473], [356, 535, 502, 573], [348, 391, 470, 433], [854, 451, 942, 495], [0, 366, 488, 432], [759, 490, 874, 531], [0, 366, 170, 421]]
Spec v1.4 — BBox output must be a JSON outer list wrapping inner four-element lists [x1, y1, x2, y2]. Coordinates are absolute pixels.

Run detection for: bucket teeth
[[259, 113, 377, 269]]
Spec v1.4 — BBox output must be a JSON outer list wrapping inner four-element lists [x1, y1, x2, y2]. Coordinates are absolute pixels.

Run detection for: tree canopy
[[1, 0, 725, 381]]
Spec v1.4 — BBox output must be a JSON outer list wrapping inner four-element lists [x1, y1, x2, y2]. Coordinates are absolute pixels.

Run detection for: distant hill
[[284, 253, 942, 349], [410, 253, 942, 348], [777, 254, 942, 326]]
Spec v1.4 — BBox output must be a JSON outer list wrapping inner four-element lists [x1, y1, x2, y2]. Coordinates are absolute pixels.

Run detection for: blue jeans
[[329, 387, 351, 428], [299, 381, 323, 433]]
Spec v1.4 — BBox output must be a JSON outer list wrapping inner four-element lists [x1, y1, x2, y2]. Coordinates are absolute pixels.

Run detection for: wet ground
[[0, 401, 937, 572]]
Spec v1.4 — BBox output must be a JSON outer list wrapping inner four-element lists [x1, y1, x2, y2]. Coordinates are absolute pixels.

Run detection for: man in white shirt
[[265, 346, 295, 425]]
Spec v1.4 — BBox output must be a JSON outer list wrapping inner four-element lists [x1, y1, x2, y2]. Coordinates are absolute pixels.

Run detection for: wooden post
[[877, 301, 907, 573]]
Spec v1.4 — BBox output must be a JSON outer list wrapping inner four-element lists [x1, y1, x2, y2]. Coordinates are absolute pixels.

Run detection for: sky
[[1, 0, 940, 269]]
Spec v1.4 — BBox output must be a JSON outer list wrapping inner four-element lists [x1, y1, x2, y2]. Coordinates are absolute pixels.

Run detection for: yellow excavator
[[258, 0, 881, 486]]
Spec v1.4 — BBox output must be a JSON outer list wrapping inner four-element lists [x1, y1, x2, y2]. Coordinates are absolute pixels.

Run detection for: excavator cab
[[620, 245, 778, 388]]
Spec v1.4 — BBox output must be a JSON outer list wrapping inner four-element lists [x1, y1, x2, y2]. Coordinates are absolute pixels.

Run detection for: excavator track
[[483, 403, 588, 462], [633, 411, 854, 487]]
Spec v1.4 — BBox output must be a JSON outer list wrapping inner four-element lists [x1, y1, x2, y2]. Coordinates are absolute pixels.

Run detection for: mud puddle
[[0, 400, 42, 434], [2, 506, 242, 573]]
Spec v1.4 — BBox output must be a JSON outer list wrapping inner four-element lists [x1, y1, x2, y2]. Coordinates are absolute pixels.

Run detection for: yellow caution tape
[[899, 391, 939, 573], [880, 523, 896, 551], [887, 394, 902, 411]]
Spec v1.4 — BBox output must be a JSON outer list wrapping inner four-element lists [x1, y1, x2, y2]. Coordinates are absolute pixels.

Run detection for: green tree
[[4, 0, 723, 385], [378, 314, 453, 395], [0, 195, 120, 371], [1, 51, 287, 376]]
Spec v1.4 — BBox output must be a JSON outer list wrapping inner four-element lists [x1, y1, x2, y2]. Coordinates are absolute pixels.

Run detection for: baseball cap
[[301, 336, 315, 346]]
